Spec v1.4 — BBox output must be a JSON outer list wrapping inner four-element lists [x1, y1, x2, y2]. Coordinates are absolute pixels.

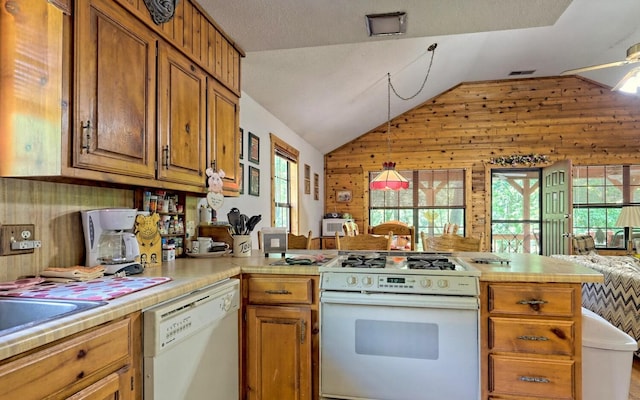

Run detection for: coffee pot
[[81, 208, 142, 275]]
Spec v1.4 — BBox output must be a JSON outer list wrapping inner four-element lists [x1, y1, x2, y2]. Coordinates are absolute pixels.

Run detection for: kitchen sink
[[0, 297, 107, 337]]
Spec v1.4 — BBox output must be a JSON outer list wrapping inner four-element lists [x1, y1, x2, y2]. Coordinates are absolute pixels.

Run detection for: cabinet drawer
[[489, 317, 575, 355], [488, 284, 576, 317], [248, 276, 314, 304], [489, 355, 574, 399], [0, 318, 131, 399]]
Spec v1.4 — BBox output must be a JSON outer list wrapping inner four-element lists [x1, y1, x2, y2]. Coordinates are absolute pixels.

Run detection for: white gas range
[[319, 252, 481, 400]]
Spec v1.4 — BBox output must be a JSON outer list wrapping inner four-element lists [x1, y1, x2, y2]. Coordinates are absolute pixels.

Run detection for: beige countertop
[[0, 250, 602, 361]]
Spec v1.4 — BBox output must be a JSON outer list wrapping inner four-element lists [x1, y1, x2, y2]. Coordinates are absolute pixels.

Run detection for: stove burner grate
[[341, 254, 386, 268], [405, 256, 456, 270]]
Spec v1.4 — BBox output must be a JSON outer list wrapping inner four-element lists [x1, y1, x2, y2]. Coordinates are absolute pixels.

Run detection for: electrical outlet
[[0, 224, 37, 256]]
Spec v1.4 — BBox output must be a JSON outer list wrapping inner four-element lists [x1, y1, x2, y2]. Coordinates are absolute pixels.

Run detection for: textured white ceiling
[[198, 0, 640, 153]]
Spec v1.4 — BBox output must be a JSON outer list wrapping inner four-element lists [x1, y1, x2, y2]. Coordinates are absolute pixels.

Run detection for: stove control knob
[[347, 276, 357, 286], [362, 276, 373, 286], [420, 279, 432, 288], [437, 279, 449, 289]]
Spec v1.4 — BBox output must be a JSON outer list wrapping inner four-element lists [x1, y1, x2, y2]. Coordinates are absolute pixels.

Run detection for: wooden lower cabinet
[[243, 274, 319, 400], [481, 282, 582, 400], [0, 312, 141, 400]]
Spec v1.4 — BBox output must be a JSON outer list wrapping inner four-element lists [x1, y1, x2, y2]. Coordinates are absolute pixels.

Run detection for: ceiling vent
[[509, 70, 536, 76], [366, 12, 407, 37]]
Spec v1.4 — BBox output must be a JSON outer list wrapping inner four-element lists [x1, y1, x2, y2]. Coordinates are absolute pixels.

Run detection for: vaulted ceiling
[[199, 0, 640, 153]]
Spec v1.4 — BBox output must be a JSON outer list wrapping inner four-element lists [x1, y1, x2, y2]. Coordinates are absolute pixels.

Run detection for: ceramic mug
[[197, 237, 213, 253]]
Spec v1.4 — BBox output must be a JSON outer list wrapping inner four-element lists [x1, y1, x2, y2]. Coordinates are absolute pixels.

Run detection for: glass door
[[491, 169, 541, 253]]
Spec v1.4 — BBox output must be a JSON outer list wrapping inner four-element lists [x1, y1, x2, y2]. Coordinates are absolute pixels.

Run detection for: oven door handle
[[320, 291, 479, 310]]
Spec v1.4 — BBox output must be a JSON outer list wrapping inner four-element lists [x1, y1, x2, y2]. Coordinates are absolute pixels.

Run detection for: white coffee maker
[[81, 208, 142, 275]]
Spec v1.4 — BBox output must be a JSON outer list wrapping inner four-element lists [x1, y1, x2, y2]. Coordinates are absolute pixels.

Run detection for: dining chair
[[368, 221, 416, 251], [287, 230, 313, 249], [342, 221, 359, 237], [335, 231, 393, 250], [421, 232, 485, 252]]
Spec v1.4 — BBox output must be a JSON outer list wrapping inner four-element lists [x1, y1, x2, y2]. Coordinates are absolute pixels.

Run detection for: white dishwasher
[[143, 278, 239, 400]]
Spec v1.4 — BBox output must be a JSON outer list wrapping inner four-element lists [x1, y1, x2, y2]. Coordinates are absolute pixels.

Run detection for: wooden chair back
[[421, 232, 485, 252], [368, 221, 416, 251], [287, 231, 313, 249], [336, 231, 393, 251], [342, 221, 359, 236]]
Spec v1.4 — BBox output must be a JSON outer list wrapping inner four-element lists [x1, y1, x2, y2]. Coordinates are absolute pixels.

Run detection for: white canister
[[199, 207, 212, 224], [233, 235, 252, 257]]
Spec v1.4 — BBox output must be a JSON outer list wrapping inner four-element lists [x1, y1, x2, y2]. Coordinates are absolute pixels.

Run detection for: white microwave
[[322, 218, 352, 237]]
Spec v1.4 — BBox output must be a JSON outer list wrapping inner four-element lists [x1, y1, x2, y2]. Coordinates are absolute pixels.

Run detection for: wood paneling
[[325, 76, 640, 239]]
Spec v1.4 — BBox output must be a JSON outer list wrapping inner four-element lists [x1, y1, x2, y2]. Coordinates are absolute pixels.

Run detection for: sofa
[[551, 253, 640, 356]]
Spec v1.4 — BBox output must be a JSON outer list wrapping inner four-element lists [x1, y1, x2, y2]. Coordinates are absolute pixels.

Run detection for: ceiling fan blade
[[612, 66, 640, 92], [561, 60, 632, 75]]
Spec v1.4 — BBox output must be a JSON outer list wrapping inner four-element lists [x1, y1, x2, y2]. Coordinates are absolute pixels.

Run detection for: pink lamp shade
[[369, 162, 409, 190]]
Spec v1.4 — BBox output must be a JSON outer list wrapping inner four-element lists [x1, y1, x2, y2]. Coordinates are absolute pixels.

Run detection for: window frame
[[270, 134, 300, 234]]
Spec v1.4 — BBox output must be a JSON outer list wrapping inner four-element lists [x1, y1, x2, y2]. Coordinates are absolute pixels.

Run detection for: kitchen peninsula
[[0, 252, 602, 400]]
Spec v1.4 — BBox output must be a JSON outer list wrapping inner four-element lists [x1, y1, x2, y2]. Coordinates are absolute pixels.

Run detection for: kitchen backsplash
[[0, 178, 133, 281]]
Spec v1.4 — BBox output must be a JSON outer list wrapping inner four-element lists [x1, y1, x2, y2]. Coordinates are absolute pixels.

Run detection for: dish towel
[[40, 266, 106, 282]]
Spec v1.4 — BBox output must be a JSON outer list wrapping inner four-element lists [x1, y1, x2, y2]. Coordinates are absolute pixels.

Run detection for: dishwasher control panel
[[143, 279, 239, 356]]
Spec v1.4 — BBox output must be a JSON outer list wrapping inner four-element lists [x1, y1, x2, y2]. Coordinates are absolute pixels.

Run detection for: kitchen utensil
[[239, 214, 248, 235], [227, 208, 240, 234], [246, 215, 262, 233]]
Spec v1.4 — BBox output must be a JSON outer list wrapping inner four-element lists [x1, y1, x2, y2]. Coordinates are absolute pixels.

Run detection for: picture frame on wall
[[304, 164, 311, 194], [336, 190, 352, 203], [314, 173, 319, 200], [239, 163, 244, 194], [239, 128, 244, 160], [248, 132, 260, 164], [249, 166, 260, 196]]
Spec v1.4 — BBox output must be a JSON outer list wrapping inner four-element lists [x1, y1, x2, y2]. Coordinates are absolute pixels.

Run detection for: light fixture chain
[[389, 43, 437, 101]]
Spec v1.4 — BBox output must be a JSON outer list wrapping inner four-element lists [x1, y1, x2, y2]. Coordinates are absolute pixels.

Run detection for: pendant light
[[370, 43, 438, 191]]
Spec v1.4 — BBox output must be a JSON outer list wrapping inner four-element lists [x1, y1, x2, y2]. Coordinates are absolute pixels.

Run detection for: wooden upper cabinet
[[208, 78, 240, 195], [74, 0, 157, 178], [157, 42, 207, 187]]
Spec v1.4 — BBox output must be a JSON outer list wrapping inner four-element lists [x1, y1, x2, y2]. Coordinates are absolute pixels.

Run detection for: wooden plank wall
[[325, 76, 640, 240]]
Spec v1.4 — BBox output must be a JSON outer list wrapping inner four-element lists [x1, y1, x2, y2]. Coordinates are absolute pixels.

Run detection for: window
[[369, 169, 466, 249], [270, 134, 299, 233], [572, 165, 640, 249]]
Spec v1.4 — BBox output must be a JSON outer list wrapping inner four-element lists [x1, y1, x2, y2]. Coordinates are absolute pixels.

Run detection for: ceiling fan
[[562, 43, 640, 92]]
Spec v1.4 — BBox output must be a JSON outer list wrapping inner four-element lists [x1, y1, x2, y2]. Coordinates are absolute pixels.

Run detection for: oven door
[[320, 291, 479, 400]]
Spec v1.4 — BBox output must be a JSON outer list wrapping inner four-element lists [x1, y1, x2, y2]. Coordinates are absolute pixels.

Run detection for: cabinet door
[[246, 305, 312, 400], [157, 42, 207, 187], [66, 367, 132, 400], [74, 0, 157, 178], [208, 78, 240, 195]]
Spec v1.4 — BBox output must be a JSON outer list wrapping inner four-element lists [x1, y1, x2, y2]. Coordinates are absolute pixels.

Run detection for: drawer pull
[[519, 376, 550, 384], [517, 335, 549, 341], [517, 299, 548, 311], [265, 290, 292, 295]]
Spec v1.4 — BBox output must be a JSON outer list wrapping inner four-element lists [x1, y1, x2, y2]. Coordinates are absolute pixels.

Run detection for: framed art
[[304, 164, 311, 194], [249, 166, 260, 196], [336, 190, 352, 203], [314, 173, 319, 200], [248, 132, 260, 164], [239, 163, 244, 194], [239, 128, 244, 160]]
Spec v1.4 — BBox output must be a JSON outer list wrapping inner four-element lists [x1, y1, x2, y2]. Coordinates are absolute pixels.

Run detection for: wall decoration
[[239, 128, 244, 160], [304, 164, 311, 194], [489, 153, 549, 166], [248, 132, 260, 164], [143, 0, 178, 24], [336, 190, 352, 203], [239, 163, 244, 195], [314, 173, 319, 200], [249, 166, 260, 196]]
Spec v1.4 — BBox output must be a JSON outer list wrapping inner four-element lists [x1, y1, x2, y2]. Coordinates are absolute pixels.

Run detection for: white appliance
[[322, 218, 352, 237], [319, 252, 481, 400], [143, 278, 240, 400], [81, 208, 142, 274]]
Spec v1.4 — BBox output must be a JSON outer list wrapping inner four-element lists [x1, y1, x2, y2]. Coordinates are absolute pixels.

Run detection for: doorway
[[491, 169, 541, 253]]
